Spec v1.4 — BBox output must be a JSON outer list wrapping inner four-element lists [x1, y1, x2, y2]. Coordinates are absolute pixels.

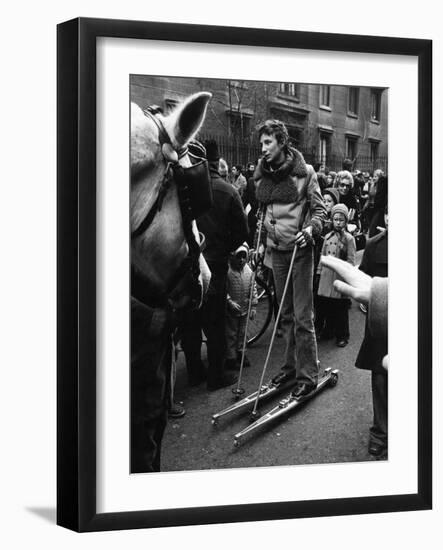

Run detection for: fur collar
[[255, 147, 308, 204]]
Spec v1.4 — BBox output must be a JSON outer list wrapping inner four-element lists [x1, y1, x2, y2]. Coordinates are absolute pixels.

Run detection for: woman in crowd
[[326, 171, 337, 187], [335, 170, 360, 228], [368, 173, 388, 237]]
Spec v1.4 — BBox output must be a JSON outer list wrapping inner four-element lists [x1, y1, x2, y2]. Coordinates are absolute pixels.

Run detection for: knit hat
[[331, 203, 349, 221], [323, 187, 340, 205], [234, 242, 249, 258]]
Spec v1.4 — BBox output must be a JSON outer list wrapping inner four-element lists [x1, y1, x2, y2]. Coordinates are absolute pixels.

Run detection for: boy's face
[[260, 133, 285, 165], [332, 213, 346, 231], [324, 194, 335, 213], [248, 163, 255, 172], [232, 166, 238, 177], [231, 252, 247, 269], [338, 178, 351, 196]]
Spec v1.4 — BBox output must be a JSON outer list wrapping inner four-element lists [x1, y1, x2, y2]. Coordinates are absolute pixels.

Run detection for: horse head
[[131, 92, 212, 309]]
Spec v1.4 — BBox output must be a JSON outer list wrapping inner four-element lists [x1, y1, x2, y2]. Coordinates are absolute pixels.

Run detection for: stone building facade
[[131, 75, 388, 173]]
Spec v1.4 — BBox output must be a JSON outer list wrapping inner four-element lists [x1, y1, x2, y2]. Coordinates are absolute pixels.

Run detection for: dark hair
[[234, 165, 243, 173], [342, 158, 353, 171], [257, 119, 289, 147]]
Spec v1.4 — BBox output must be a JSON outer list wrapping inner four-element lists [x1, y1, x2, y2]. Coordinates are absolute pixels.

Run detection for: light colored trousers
[[271, 247, 319, 386]]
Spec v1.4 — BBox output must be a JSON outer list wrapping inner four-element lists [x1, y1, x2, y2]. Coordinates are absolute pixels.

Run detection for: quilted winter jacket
[[226, 264, 258, 317]]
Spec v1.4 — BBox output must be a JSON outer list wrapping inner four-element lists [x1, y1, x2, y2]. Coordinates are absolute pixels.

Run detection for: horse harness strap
[[131, 166, 173, 240], [132, 106, 212, 309]]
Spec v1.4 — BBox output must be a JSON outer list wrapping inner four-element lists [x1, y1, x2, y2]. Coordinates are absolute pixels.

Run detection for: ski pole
[[250, 243, 298, 420], [232, 207, 265, 398]]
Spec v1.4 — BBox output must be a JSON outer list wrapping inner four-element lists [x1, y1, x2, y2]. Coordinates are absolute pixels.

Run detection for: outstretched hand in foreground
[[320, 256, 371, 305]]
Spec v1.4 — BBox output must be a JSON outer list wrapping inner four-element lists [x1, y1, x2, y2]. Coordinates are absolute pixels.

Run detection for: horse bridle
[[131, 106, 212, 310]]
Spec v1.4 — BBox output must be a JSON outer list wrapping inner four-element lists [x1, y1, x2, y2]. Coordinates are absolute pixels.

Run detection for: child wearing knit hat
[[225, 243, 258, 370], [313, 187, 341, 293], [315, 203, 356, 347]]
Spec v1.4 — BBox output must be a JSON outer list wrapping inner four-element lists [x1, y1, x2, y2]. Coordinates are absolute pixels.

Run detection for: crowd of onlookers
[[173, 152, 388, 393], [195, 153, 387, 458], [218, 157, 388, 239], [170, 135, 389, 459], [223, 158, 386, 339]]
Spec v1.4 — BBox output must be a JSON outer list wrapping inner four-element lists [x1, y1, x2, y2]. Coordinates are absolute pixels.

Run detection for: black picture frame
[[57, 17, 432, 532]]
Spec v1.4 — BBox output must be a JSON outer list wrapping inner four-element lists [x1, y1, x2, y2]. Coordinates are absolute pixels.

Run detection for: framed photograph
[[57, 17, 432, 532]]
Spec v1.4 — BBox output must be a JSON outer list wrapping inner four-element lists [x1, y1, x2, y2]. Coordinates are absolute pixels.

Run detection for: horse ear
[[164, 92, 212, 149]]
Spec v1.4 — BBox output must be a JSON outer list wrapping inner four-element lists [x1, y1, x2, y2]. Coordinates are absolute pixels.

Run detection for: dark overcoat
[[355, 231, 388, 372]]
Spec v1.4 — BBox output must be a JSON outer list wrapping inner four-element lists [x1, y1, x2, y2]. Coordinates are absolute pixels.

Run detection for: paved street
[[162, 295, 378, 472]]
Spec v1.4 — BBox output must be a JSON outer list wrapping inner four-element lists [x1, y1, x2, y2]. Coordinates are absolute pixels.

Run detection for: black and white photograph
[[130, 75, 389, 474]]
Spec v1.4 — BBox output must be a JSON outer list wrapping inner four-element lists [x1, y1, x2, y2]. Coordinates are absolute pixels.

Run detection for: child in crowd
[[321, 187, 340, 235], [225, 243, 258, 369], [315, 204, 356, 347], [314, 187, 340, 290]]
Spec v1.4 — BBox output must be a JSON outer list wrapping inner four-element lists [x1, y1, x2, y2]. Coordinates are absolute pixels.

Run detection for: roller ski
[[233, 368, 339, 447], [211, 371, 296, 426]]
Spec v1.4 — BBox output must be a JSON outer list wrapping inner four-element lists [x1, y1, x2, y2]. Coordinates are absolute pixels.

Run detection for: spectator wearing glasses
[[335, 170, 360, 228]]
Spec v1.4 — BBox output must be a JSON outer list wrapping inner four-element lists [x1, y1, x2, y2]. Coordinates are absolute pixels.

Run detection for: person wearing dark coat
[[180, 140, 249, 391], [368, 174, 388, 237], [335, 170, 360, 226], [355, 214, 388, 458], [242, 162, 260, 246]]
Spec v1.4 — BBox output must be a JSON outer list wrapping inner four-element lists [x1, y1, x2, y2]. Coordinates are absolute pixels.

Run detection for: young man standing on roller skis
[[254, 120, 327, 398]]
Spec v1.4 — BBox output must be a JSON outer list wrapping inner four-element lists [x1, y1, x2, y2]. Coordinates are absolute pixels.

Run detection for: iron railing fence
[[199, 134, 388, 175]]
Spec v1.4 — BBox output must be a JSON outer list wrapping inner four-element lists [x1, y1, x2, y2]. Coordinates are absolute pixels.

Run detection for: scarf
[[255, 147, 308, 205]]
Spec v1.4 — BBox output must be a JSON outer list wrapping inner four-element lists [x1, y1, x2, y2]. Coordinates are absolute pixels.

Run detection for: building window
[[371, 89, 382, 121], [319, 133, 330, 167], [320, 85, 331, 107], [279, 82, 300, 99], [370, 141, 380, 164], [348, 87, 360, 116], [287, 127, 303, 148], [346, 136, 358, 160]]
